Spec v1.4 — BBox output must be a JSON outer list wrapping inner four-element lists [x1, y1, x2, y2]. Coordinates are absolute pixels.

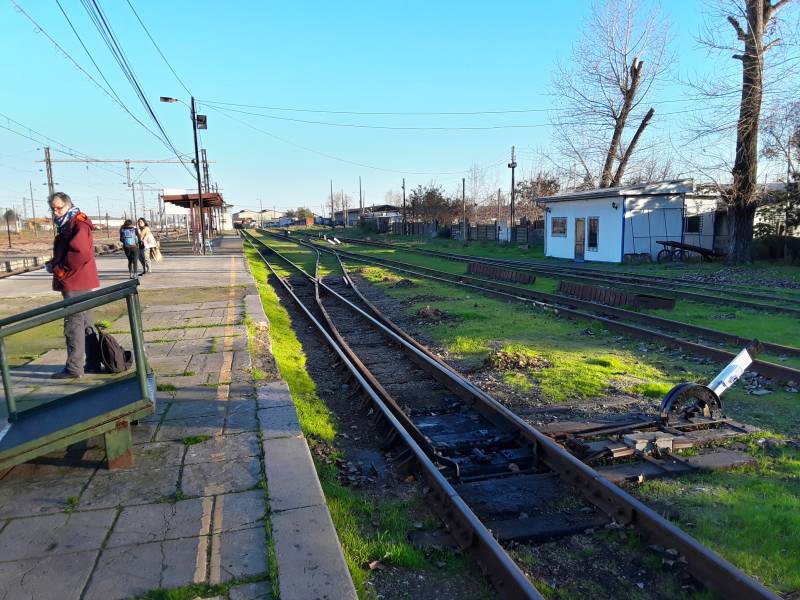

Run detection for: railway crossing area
[[0, 237, 355, 600]]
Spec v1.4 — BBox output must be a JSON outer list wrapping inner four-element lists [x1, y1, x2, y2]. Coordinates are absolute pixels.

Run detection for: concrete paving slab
[[184, 433, 260, 465], [262, 436, 324, 512], [0, 450, 100, 482], [84, 537, 206, 600], [161, 400, 227, 422], [210, 526, 267, 584], [256, 381, 294, 410], [212, 490, 265, 533], [0, 509, 115, 560], [0, 550, 99, 600], [81, 464, 180, 509], [225, 400, 259, 434], [106, 497, 209, 548], [128, 441, 185, 470], [155, 415, 225, 441], [229, 580, 273, 600], [132, 419, 159, 445], [181, 455, 261, 497], [245, 293, 268, 323], [0, 476, 88, 518], [258, 405, 302, 440], [271, 504, 356, 600]]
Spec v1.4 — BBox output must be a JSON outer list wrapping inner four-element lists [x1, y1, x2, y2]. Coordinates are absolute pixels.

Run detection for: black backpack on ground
[[99, 330, 133, 373], [85, 326, 103, 372]]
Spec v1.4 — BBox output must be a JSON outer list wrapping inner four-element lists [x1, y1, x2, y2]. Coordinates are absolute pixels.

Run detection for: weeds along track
[[307, 234, 800, 315], [241, 230, 779, 600], [280, 231, 800, 382]]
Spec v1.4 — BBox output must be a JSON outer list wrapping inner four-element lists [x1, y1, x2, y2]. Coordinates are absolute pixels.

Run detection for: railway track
[[241, 230, 779, 600], [274, 231, 800, 382], [305, 233, 800, 315]]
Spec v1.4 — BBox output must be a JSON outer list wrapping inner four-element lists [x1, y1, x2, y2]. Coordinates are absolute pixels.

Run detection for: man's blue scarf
[[54, 206, 80, 234]]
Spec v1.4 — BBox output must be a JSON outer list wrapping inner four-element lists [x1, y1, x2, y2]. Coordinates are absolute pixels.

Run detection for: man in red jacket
[[46, 192, 100, 379]]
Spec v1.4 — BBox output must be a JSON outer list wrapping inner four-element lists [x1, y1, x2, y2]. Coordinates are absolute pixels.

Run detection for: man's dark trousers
[[62, 290, 94, 376]]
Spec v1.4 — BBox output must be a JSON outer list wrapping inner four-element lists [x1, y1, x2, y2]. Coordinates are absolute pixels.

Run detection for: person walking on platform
[[119, 219, 140, 279], [137, 218, 156, 275], [45, 192, 100, 379]]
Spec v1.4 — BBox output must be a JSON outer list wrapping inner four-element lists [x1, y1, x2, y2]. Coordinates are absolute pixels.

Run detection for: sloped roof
[[539, 179, 695, 203]]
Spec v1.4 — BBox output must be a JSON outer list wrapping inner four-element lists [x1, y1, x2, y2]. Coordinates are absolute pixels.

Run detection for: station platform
[[0, 236, 355, 600]]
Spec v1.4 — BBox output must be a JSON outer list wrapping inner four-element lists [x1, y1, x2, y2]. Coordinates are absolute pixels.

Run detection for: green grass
[[356, 264, 668, 404], [135, 575, 269, 600], [629, 382, 674, 398], [63, 496, 79, 514], [244, 245, 474, 596], [182, 435, 211, 446], [335, 237, 800, 353], [638, 438, 800, 594]]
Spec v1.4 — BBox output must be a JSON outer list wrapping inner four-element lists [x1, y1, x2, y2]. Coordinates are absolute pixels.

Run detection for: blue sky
[[0, 1, 776, 217]]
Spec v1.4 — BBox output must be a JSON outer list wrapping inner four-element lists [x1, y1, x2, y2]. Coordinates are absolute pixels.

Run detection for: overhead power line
[[125, 0, 192, 96], [204, 103, 505, 176], [9, 0, 180, 154], [78, 0, 193, 177]]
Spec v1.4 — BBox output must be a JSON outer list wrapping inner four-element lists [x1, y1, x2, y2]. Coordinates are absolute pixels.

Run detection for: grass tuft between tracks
[[244, 245, 473, 597]]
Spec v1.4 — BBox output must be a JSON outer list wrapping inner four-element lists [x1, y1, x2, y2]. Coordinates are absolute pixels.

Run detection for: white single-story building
[[539, 179, 719, 263]]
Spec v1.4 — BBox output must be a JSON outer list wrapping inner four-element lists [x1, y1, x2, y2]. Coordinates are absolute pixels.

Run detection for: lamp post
[[160, 95, 206, 254]]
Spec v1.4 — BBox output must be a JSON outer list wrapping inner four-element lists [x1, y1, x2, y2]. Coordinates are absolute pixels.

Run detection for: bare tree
[[761, 100, 800, 184], [551, 0, 672, 188], [697, 0, 795, 263]]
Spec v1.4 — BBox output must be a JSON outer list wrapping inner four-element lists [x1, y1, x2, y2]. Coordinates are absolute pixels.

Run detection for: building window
[[551, 217, 567, 237], [588, 217, 599, 250], [684, 215, 702, 234]]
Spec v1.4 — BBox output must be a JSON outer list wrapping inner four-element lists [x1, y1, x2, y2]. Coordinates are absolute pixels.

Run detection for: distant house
[[539, 179, 719, 263]]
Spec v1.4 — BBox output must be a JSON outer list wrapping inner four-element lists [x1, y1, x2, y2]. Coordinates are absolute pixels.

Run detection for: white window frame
[[684, 214, 702, 234], [551, 216, 567, 237], [587, 216, 599, 251]]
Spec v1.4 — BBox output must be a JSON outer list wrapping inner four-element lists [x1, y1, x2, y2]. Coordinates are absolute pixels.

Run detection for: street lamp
[[160, 95, 206, 254]]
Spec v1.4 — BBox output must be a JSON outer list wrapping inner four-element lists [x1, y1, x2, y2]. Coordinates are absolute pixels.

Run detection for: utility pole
[[401, 178, 406, 235], [508, 145, 517, 238], [342, 188, 346, 228], [358, 176, 363, 216], [258, 198, 263, 227], [125, 161, 138, 219], [29, 181, 37, 238], [190, 97, 206, 254], [497, 188, 501, 241], [201, 149, 210, 193], [330, 180, 335, 229], [96, 196, 102, 237], [139, 181, 146, 217], [44, 147, 55, 197], [5, 209, 11, 248], [462, 177, 467, 242]]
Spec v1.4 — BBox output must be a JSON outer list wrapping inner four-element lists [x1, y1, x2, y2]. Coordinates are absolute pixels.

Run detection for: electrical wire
[[124, 0, 191, 96], [78, 0, 194, 177], [204, 103, 505, 176], [10, 0, 185, 160]]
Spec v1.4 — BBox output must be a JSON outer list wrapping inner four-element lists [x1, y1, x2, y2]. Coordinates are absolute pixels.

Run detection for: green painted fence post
[[126, 290, 150, 401], [0, 339, 16, 422]]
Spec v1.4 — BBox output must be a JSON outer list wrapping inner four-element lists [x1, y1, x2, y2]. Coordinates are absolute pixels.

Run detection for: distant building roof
[[539, 179, 695, 204]]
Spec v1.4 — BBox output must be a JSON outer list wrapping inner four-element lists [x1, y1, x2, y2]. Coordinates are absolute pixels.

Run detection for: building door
[[574, 218, 585, 261]]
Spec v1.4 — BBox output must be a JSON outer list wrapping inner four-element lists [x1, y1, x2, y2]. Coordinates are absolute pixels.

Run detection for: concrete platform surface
[[0, 236, 355, 600]]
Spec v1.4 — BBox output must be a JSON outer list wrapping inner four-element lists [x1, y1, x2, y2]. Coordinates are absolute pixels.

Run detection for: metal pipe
[[126, 292, 150, 401], [0, 288, 135, 339], [0, 339, 17, 421]]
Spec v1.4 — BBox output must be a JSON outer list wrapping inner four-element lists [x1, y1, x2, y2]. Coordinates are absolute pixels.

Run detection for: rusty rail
[[250, 230, 781, 600]]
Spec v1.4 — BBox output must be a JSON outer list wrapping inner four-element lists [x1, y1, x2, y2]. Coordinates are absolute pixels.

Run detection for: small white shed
[[539, 180, 718, 263]]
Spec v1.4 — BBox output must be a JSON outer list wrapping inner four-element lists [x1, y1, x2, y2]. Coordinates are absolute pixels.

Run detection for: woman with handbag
[[137, 218, 158, 274]]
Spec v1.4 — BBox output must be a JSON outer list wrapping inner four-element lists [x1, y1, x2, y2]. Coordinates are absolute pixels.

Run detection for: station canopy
[[162, 192, 225, 208]]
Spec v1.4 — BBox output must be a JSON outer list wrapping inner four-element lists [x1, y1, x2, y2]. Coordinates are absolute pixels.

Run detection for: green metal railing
[[0, 279, 149, 422]]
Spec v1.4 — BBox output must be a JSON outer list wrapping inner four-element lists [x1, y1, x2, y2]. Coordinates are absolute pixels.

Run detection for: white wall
[[623, 194, 683, 258], [545, 197, 623, 262], [683, 195, 717, 249]]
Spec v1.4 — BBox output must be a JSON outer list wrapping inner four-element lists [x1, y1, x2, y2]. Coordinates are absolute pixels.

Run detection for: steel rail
[[376, 241, 797, 305], [315, 234, 800, 315], [248, 231, 780, 600], [299, 235, 800, 359], [241, 232, 542, 599], [312, 233, 800, 306], [284, 234, 800, 381]]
